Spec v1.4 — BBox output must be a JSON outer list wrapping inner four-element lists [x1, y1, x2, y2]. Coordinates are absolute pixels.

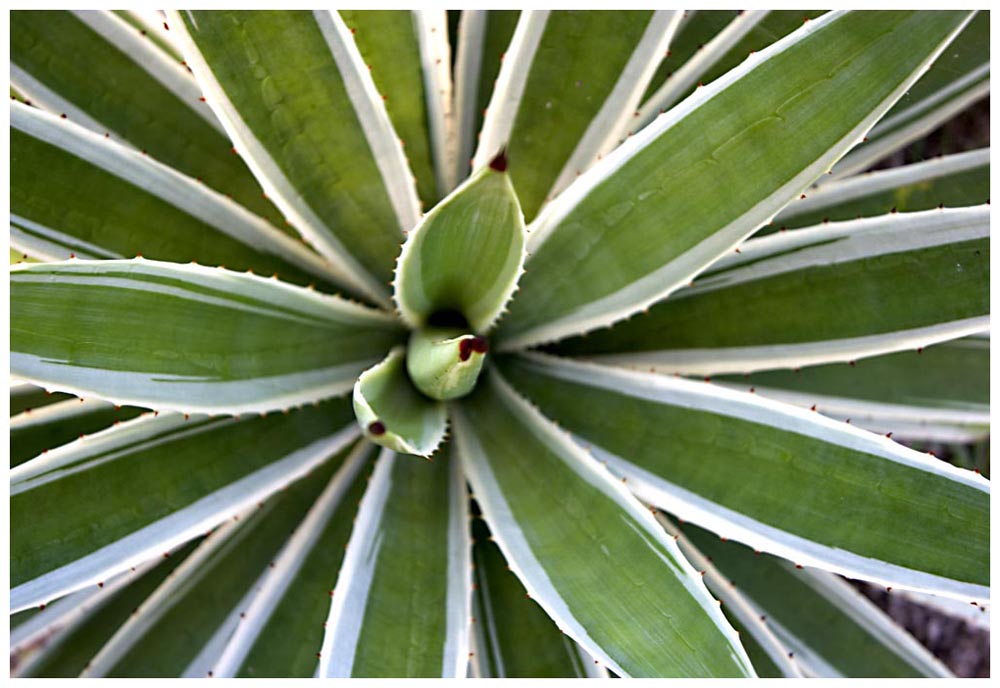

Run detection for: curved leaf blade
[[829, 11, 989, 179], [171, 10, 422, 305], [352, 347, 447, 457], [10, 382, 73, 416], [712, 336, 989, 442], [553, 206, 989, 375], [319, 445, 471, 678], [395, 158, 526, 333], [221, 443, 374, 678], [500, 354, 989, 602], [474, 10, 677, 221], [11, 259, 404, 414], [655, 515, 805, 678], [451, 368, 755, 678], [340, 10, 449, 204], [11, 102, 334, 286], [772, 148, 990, 231], [11, 398, 144, 468], [495, 10, 975, 350], [15, 541, 202, 678], [452, 10, 519, 185], [10, 10, 290, 233], [80, 442, 360, 677], [10, 398, 358, 611], [470, 515, 606, 678], [680, 521, 953, 677]]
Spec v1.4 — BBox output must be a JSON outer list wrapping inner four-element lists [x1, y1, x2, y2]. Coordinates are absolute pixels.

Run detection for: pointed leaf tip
[[489, 148, 508, 172]]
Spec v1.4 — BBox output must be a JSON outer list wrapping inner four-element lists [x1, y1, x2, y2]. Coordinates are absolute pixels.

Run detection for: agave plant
[[9, 8, 990, 679]]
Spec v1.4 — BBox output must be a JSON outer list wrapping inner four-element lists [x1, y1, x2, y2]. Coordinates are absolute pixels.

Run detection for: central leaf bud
[[407, 327, 489, 401]]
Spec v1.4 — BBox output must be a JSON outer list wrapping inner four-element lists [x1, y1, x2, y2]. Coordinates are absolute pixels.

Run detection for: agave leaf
[[219, 443, 374, 678], [11, 557, 162, 677], [500, 354, 989, 602], [14, 541, 202, 678], [10, 399, 358, 611], [10, 382, 73, 416], [829, 11, 989, 179], [553, 206, 988, 375], [111, 9, 184, 62], [79, 443, 359, 677], [10, 10, 290, 232], [170, 10, 422, 305], [474, 10, 681, 221], [451, 369, 755, 678], [469, 515, 607, 678], [340, 10, 453, 203], [10, 102, 333, 287], [655, 516, 805, 678], [636, 10, 771, 127], [640, 10, 827, 108], [395, 157, 525, 333], [830, 77, 989, 180], [11, 259, 404, 414], [407, 328, 489, 401], [772, 148, 989, 231], [319, 445, 471, 678], [494, 10, 975, 350], [10, 398, 144, 468], [352, 347, 448, 457], [712, 336, 989, 443], [678, 520, 954, 678], [452, 10, 520, 185]]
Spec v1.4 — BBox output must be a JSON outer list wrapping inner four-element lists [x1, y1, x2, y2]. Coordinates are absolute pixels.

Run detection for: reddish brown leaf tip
[[488, 148, 508, 172], [459, 336, 490, 361], [368, 420, 386, 436]]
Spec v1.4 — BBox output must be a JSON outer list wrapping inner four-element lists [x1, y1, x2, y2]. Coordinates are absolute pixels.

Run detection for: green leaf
[[713, 336, 989, 443], [10, 10, 290, 234], [654, 515, 804, 678], [407, 328, 489, 401], [10, 382, 73, 416], [469, 515, 603, 678], [340, 10, 452, 203], [452, 10, 520, 184], [640, 11, 829, 124], [112, 9, 184, 62], [15, 541, 202, 678], [474, 10, 680, 221], [171, 10, 423, 305], [680, 521, 953, 677], [771, 148, 989, 232], [451, 368, 755, 678], [11, 102, 333, 287], [228, 444, 374, 678], [319, 445, 471, 677], [499, 353, 989, 601], [80, 442, 361, 677], [494, 10, 975, 350], [11, 259, 404, 413], [11, 397, 357, 611], [10, 398, 145, 468], [352, 347, 448, 457], [552, 206, 989, 375], [395, 159, 526, 333], [829, 11, 989, 178], [638, 10, 771, 125]]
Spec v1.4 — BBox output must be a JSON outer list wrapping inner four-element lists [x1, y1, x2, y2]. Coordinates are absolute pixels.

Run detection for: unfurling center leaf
[[394, 150, 527, 334], [407, 327, 489, 400]]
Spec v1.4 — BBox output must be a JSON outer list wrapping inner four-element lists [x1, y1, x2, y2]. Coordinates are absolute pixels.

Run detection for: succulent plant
[[9, 9, 989, 678]]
